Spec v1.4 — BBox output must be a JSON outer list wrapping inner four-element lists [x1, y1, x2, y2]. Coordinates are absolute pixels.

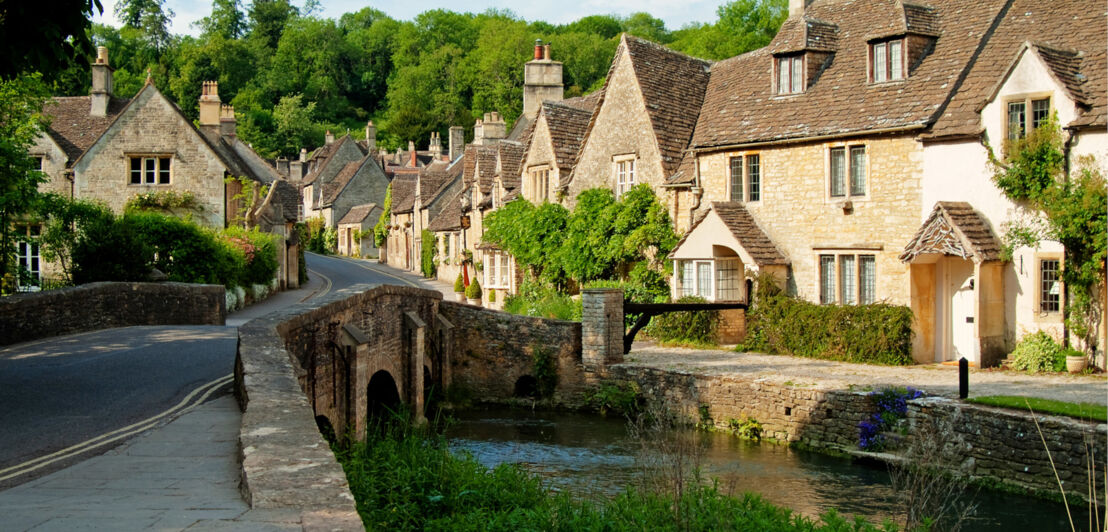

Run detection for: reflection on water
[[446, 406, 1087, 531]]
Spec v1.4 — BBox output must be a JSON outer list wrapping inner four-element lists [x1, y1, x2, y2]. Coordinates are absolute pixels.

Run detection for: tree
[[197, 0, 247, 40], [247, 0, 299, 51], [669, 0, 787, 60], [992, 117, 1108, 355], [272, 94, 319, 155], [0, 0, 103, 80], [115, 0, 175, 51], [620, 12, 671, 44], [0, 74, 52, 284]]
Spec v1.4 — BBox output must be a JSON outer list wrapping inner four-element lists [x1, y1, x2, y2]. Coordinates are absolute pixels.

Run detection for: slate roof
[[671, 202, 789, 266], [418, 160, 459, 204], [900, 201, 1001, 263], [475, 145, 498, 193], [269, 180, 301, 222], [320, 161, 361, 207], [693, 0, 1010, 148], [303, 135, 364, 185], [541, 99, 595, 178], [390, 174, 418, 214], [43, 96, 129, 164], [496, 142, 525, 191], [426, 190, 465, 232], [338, 203, 378, 225], [768, 16, 839, 54], [618, 35, 711, 176], [664, 150, 697, 186], [929, 0, 1107, 136]]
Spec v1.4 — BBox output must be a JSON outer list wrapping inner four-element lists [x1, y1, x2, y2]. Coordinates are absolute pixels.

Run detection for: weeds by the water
[[888, 413, 978, 531]]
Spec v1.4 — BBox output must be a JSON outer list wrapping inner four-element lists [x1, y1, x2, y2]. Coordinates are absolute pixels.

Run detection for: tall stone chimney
[[408, 140, 417, 167], [428, 132, 442, 157], [523, 39, 563, 119], [788, 0, 812, 17], [219, 104, 236, 138], [449, 126, 465, 161], [90, 47, 114, 117], [473, 112, 506, 145], [365, 121, 377, 153], [325, 130, 335, 145], [198, 81, 221, 134]]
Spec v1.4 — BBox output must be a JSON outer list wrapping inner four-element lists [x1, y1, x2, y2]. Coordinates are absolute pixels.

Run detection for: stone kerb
[[235, 283, 444, 530], [0, 281, 225, 346], [581, 289, 623, 371]]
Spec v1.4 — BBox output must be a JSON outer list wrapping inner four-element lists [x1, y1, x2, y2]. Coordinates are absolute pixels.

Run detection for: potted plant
[[488, 288, 497, 309], [453, 273, 465, 302], [465, 278, 482, 306], [1064, 348, 1088, 374]]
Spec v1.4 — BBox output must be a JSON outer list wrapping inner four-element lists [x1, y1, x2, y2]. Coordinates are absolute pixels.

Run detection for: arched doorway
[[315, 415, 336, 443], [367, 370, 401, 420], [514, 375, 540, 398]]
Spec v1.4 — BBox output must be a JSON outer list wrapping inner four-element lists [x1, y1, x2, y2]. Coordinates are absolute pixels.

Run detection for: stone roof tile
[[338, 203, 378, 225]]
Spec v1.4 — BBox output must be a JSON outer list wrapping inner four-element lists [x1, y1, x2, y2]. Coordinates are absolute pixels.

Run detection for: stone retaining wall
[[0, 282, 225, 346], [611, 365, 1107, 501]]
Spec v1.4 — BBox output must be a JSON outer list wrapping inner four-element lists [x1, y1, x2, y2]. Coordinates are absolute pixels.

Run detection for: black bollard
[[958, 357, 968, 399]]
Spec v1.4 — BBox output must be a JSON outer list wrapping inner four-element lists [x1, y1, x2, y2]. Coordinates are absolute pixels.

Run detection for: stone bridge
[[251, 286, 628, 443]]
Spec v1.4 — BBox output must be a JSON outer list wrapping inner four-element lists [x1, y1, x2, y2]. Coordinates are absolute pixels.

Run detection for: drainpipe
[[689, 156, 703, 228], [1060, 129, 1077, 349]]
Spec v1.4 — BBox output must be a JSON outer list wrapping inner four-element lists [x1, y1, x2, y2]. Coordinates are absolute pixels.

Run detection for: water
[[445, 405, 1090, 531]]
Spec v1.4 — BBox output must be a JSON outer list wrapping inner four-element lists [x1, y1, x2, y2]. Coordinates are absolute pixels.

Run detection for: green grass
[[333, 417, 897, 531], [966, 395, 1108, 422]]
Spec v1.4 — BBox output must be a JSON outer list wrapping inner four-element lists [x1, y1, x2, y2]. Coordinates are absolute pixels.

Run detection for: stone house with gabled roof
[[518, 93, 601, 204], [384, 172, 418, 270], [564, 34, 711, 212], [336, 203, 382, 258], [668, 0, 1106, 366], [315, 156, 389, 230], [301, 133, 367, 223]]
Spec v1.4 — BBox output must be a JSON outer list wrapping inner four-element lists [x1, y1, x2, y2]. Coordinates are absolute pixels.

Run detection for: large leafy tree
[[670, 0, 787, 60], [0, 0, 103, 80], [197, 0, 247, 40], [0, 74, 51, 282]]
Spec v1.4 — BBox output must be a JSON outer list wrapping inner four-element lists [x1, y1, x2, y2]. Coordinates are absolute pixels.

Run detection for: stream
[[445, 405, 1091, 530]]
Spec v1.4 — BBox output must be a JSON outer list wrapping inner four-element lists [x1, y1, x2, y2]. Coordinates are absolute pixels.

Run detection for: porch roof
[[670, 202, 788, 266], [899, 202, 1002, 264]]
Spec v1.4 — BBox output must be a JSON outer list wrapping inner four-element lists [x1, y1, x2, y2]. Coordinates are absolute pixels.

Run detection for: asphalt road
[[0, 253, 424, 489]]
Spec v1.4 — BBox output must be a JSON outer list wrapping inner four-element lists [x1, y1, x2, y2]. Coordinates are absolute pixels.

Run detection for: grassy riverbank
[[332, 421, 895, 531]]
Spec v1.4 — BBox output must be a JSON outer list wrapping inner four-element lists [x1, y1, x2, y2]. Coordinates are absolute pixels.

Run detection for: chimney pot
[[325, 130, 335, 144], [90, 47, 115, 116], [534, 39, 544, 60], [300, 148, 308, 162], [96, 46, 109, 65], [543, 43, 551, 61], [365, 120, 377, 153], [198, 80, 222, 128]]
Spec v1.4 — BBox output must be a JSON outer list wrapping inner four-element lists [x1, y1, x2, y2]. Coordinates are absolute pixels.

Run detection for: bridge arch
[[367, 370, 401, 419]]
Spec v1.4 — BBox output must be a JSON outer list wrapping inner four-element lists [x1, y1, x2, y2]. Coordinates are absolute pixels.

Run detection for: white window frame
[[528, 165, 551, 203], [1006, 95, 1051, 141], [16, 224, 42, 291], [613, 154, 636, 199], [484, 251, 511, 289], [828, 144, 867, 199], [818, 253, 877, 305], [675, 258, 742, 302], [871, 39, 905, 83], [129, 155, 172, 185]]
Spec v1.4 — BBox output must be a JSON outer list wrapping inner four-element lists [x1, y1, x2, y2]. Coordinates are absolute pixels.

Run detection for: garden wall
[[611, 365, 1107, 501], [0, 282, 225, 346]]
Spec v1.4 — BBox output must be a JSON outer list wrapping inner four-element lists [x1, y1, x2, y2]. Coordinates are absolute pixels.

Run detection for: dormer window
[[871, 39, 905, 82], [777, 55, 804, 94], [1007, 97, 1051, 140]]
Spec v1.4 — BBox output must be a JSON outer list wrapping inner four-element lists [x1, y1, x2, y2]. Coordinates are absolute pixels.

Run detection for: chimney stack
[[408, 140, 417, 167], [325, 130, 335, 145], [198, 81, 221, 133], [788, 0, 811, 17], [90, 46, 114, 117], [428, 132, 442, 157], [449, 126, 465, 161], [365, 120, 377, 153], [219, 104, 236, 138], [300, 147, 308, 162], [523, 40, 563, 119], [474, 112, 506, 145]]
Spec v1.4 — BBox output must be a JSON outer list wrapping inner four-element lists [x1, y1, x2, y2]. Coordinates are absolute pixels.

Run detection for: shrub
[[858, 387, 924, 451], [71, 212, 152, 284], [1009, 331, 1065, 373], [465, 278, 482, 299], [488, 289, 496, 303], [503, 280, 582, 320], [645, 295, 719, 344], [453, 273, 464, 292], [420, 229, 436, 278], [742, 295, 914, 365], [586, 381, 642, 417], [127, 212, 246, 287], [224, 226, 279, 286]]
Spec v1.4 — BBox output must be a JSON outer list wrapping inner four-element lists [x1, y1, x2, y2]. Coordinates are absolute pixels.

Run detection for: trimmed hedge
[[645, 295, 719, 344], [742, 296, 914, 365]]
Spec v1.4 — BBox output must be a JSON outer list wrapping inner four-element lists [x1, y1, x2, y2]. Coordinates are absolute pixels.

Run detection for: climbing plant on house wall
[[373, 182, 392, 247], [991, 117, 1107, 354]]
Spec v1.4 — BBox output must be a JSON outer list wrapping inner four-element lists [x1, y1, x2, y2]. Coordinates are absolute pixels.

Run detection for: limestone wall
[[520, 115, 559, 203], [694, 134, 924, 305], [0, 282, 225, 346], [612, 365, 1106, 500]]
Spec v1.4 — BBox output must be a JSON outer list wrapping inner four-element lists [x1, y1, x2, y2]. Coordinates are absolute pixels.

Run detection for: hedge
[[742, 296, 914, 365]]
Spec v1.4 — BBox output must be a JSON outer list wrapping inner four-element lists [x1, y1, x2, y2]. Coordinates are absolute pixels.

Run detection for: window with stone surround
[[1037, 254, 1062, 315], [870, 39, 905, 83], [728, 154, 761, 203], [16, 224, 42, 290], [1007, 96, 1051, 141], [528, 166, 550, 202], [613, 154, 636, 199], [676, 258, 741, 301], [129, 156, 171, 185], [829, 145, 866, 198], [483, 251, 511, 289], [819, 253, 876, 305]]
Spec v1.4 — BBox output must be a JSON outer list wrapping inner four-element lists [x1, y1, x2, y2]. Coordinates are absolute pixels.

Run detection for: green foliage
[[727, 417, 763, 440], [34, 195, 113, 283], [741, 283, 914, 365], [991, 117, 1107, 354], [223, 175, 269, 227], [124, 190, 201, 215], [305, 216, 334, 254], [0, 73, 51, 280], [1008, 331, 1065, 373], [71, 212, 153, 284], [464, 278, 482, 299], [373, 183, 392, 247], [295, 222, 309, 284], [966, 395, 1108, 422], [223, 226, 279, 286], [503, 280, 582, 320], [454, 273, 464, 292], [531, 345, 557, 398], [124, 211, 245, 286], [586, 381, 643, 418], [669, 0, 788, 60], [487, 289, 496, 303], [420, 229, 437, 278], [645, 295, 720, 345]]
